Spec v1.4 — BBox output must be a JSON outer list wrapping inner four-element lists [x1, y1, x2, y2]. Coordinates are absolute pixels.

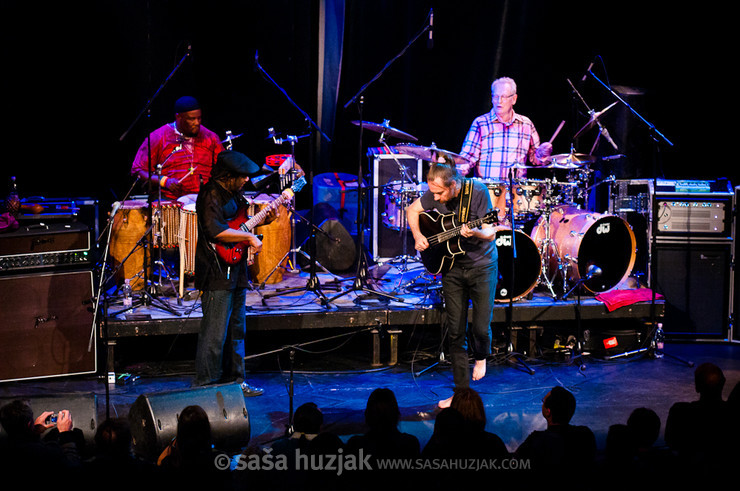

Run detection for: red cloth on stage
[[595, 288, 663, 312], [130, 123, 224, 200]]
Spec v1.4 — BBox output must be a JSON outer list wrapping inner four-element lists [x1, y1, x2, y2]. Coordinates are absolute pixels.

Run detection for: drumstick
[[548, 120, 566, 144], [177, 165, 197, 184]]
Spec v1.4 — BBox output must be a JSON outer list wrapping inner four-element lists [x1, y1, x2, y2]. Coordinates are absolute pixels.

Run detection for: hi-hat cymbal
[[546, 153, 596, 169], [351, 119, 418, 141], [394, 143, 471, 166]]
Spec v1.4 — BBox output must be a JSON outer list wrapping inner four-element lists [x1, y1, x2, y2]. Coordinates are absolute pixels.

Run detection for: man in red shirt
[[131, 96, 225, 200]]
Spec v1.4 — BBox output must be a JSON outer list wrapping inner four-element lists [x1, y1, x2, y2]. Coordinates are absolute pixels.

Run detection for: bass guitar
[[214, 176, 306, 265], [418, 209, 499, 275]]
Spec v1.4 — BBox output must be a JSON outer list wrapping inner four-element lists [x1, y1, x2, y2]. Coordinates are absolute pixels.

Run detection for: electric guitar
[[418, 209, 499, 275], [214, 176, 306, 266]]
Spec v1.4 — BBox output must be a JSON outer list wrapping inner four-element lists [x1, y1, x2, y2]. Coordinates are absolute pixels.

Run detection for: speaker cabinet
[[128, 383, 250, 461], [654, 239, 731, 339], [0, 270, 96, 382], [370, 153, 424, 260]]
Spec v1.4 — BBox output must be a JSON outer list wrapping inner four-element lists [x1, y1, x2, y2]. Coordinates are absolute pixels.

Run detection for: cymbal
[[221, 133, 243, 143], [351, 119, 418, 141], [394, 143, 471, 166], [546, 153, 596, 169]]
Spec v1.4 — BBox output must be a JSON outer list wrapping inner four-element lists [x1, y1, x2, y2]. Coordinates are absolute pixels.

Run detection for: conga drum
[[248, 194, 292, 284], [110, 200, 150, 290]]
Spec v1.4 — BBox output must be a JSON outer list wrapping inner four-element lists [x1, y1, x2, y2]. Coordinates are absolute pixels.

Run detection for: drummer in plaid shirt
[[459, 77, 552, 180]]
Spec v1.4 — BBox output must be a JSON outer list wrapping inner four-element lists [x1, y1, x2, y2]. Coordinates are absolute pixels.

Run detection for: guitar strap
[[457, 178, 474, 224]]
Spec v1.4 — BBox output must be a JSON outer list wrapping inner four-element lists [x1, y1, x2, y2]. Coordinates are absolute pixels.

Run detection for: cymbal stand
[[326, 101, 403, 306], [535, 180, 559, 298]]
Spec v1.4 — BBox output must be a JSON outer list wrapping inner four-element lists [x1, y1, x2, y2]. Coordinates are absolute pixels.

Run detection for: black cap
[[215, 150, 261, 177], [174, 96, 201, 114]]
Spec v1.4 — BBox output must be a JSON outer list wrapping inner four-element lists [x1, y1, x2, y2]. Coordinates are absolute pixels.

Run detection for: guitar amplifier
[[654, 179, 733, 238], [0, 222, 92, 275]]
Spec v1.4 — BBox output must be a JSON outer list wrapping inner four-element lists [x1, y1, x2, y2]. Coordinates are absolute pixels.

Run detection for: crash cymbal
[[394, 143, 471, 166], [351, 119, 418, 141], [546, 153, 596, 169]]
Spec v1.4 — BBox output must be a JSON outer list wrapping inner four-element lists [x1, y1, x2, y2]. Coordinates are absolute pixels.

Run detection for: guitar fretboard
[[427, 216, 488, 246]]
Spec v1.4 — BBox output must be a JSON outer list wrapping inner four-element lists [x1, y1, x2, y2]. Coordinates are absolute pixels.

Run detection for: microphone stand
[[586, 67, 692, 367], [561, 266, 601, 371], [504, 167, 534, 375], [118, 45, 190, 314], [328, 10, 433, 306], [254, 54, 332, 308]]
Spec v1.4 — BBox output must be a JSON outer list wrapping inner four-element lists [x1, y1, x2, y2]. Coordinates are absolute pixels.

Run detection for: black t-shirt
[[419, 178, 497, 268], [194, 180, 251, 291]]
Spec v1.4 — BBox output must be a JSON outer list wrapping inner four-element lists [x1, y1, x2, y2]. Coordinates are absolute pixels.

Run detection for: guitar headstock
[[483, 210, 499, 224], [281, 176, 307, 200]]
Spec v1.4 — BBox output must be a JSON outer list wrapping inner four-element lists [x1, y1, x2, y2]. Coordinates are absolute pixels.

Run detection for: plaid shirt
[[460, 110, 542, 180]]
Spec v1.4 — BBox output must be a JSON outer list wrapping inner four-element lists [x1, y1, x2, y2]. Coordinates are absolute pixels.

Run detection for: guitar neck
[[242, 191, 293, 232], [428, 216, 488, 246]]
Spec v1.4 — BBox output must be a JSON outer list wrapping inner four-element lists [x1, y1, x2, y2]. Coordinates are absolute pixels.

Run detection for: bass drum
[[494, 229, 542, 302], [531, 206, 636, 293]]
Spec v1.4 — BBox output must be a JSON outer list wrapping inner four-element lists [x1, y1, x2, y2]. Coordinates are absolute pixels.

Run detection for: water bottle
[[122, 279, 133, 308], [654, 323, 665, 358], [6, 176, 20, 217]]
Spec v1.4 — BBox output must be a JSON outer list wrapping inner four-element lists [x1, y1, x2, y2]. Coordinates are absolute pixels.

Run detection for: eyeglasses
[[492, 93, 515, 101]]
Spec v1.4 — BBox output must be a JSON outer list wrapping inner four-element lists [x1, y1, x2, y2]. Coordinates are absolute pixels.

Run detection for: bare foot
[[438, 395, 453, 409], [472, 360, 487, 381]]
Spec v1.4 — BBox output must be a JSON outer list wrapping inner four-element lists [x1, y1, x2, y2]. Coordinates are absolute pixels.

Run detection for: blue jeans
[[441, 261, 497, 389], [194, 288, 247, 386]]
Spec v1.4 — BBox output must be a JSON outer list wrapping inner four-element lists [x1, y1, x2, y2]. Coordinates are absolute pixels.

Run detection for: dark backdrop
[[1, 0, 733, 210]]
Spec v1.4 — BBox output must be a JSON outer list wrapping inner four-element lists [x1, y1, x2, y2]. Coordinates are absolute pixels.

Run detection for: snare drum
[[248, 194, 292, 284], [494, 229, 542, 302], [382, 180, 425, 230], [531, 205, 636, 293]]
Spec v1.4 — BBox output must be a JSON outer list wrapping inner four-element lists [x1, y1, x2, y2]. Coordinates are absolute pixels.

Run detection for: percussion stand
[[151, 161, 182, 305]]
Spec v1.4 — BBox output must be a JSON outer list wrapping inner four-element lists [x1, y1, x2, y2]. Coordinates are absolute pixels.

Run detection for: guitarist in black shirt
[[407, 161, 503, 409], [194, 150, 279, 397]]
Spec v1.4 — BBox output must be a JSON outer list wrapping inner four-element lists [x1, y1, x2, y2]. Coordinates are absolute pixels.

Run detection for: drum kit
[[354, 119, 636, 302]]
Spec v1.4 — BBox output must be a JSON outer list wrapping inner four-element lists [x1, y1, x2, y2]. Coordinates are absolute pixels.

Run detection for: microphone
[[110, 201, 122, 218], [585, 264, 602, 280], [427, 9, 434, 49]]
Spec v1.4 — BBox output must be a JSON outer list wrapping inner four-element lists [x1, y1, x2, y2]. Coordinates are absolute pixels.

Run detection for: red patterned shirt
[[130, 122, 224, 199]]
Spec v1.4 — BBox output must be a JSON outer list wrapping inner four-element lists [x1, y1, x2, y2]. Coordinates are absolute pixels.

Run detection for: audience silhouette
[[514, 386, 597, 472], [664, 362, 736, 473]]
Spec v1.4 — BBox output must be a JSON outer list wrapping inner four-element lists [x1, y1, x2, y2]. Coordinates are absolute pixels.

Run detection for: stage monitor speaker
[[128, 383, 250, 461], [0, 394, 98, 447], [0, 270, 96, 383], [654, 239, 731, 339], [369, 153, 424, 260]]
